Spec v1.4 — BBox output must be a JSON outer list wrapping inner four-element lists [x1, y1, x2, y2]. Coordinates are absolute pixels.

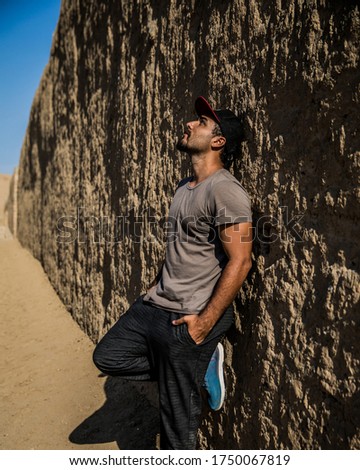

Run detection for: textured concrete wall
[[0, 174, 11, 226], [4, 168, 18, 237], [17, 0, 359, 449], [0, 173, 14, 240]]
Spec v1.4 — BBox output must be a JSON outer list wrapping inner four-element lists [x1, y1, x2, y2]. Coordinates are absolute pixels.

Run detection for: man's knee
[[92, 342, 113, 375], [93, 341, 143, 377]]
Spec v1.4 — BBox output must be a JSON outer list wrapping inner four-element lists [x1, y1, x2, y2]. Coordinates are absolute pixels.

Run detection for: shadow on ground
[[69, 376, 160, 449]]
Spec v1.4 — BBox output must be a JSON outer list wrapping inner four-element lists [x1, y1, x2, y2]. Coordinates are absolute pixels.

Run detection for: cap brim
[[195, 96, 221, 124]]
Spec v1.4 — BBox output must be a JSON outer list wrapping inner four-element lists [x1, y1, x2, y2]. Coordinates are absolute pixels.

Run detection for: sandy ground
[[0, 236, 159, 450]]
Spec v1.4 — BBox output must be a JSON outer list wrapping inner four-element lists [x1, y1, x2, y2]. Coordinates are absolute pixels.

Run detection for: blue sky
[[0, 0, 61, 175]]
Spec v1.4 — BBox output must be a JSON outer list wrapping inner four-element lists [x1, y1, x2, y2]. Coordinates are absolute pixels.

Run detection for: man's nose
[[186, 120, 195, 129]]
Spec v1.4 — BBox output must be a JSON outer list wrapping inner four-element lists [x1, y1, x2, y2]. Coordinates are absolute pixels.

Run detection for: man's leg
[[93, 295, 234, 449], [152, 305, 234, 450], [93, 295, 156, 381]]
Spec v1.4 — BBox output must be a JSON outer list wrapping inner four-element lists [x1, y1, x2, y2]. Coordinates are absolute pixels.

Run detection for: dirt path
[[0, 237, 159, 450]]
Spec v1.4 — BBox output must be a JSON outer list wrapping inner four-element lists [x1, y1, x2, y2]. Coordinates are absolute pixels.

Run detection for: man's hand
[[172, 314, 213, 345]]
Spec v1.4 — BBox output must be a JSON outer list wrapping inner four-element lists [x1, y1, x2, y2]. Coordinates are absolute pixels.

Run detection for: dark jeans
[[93, 294, 234, 450]]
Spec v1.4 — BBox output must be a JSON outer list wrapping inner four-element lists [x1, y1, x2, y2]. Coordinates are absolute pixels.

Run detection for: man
[[93, 96, 253, 449]]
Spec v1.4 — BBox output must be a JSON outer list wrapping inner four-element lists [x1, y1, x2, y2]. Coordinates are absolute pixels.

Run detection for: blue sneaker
[[203, 343, 225, 411]]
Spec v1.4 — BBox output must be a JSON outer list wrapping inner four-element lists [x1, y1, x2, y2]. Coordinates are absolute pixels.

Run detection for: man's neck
[[190, 154, 224, 185]]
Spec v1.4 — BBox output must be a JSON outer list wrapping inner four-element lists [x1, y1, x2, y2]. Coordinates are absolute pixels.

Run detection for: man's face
[[176, 114, 218, 154]]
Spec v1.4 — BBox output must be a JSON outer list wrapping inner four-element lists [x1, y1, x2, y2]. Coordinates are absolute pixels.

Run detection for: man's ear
[[211, 135, 226, 151]]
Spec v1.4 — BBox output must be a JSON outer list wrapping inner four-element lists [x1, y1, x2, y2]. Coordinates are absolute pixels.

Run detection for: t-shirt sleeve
[[211, 180, 252, 226]]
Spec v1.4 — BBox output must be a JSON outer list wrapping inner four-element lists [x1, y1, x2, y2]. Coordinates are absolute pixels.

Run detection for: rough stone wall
[[0, 174, 11, 226], [17, 0, 359, 449], [4, 168, 18, 237], [0, 173, 14, 240]]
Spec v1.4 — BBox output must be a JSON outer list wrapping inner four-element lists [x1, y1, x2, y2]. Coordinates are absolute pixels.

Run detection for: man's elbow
[[229, 256, 252, 274], [242, 258, 252, 274]]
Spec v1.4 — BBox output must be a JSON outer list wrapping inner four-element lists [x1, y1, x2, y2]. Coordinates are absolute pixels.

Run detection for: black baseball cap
[[195, 96, 244, 155]]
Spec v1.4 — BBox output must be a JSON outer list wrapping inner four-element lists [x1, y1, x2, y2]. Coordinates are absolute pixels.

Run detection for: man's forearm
[[171, 257, 252, 344], [199, 259, 252, 329]]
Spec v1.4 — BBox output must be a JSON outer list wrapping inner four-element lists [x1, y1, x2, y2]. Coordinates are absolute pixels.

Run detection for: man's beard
[[176, 134, 190, 152], [176, 138, 189, 152]]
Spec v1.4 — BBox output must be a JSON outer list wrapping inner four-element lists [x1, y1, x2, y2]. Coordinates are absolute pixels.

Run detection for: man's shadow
[[69, 375, 160, 449]]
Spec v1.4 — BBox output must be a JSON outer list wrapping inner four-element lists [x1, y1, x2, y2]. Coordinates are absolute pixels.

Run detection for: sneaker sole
[[214, 343, 225, 411]]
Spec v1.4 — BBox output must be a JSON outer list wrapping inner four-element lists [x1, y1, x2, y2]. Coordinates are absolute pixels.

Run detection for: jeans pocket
[[182, 323, 197, 345], [172, 322, 198, 346]]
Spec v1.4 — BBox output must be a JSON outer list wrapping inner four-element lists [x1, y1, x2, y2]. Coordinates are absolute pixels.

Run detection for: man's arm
[[172, 222, 253, 344], [146, 260, 164, 292]]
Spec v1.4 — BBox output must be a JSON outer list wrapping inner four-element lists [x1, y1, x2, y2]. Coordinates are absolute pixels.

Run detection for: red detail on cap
[[195, 96, 221, 124]]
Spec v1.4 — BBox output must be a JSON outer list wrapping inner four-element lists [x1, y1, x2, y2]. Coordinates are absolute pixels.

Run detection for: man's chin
[[176, 140, 189, 152]]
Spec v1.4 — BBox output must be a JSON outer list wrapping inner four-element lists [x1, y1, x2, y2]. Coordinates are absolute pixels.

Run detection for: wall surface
[[0, 174, 11, 226], [17, 0, 359, 449], [0, 173, 15, 240], [4, 168, 18, 237]]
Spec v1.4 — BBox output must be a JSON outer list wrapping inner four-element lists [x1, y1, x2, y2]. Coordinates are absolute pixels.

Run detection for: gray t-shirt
[[143, 168, 252, 314]]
